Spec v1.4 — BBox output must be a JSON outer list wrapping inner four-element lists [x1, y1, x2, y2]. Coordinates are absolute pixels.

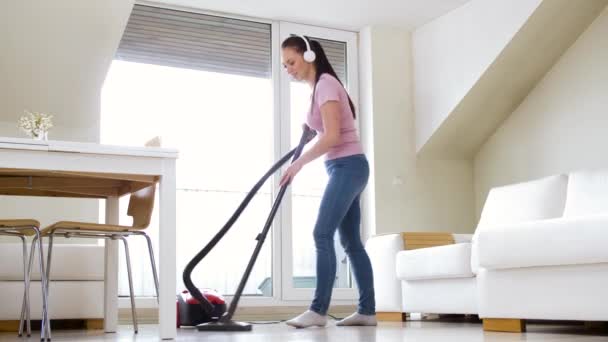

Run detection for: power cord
[[247, 320, 285, 325], [246, 314, 344, 325]]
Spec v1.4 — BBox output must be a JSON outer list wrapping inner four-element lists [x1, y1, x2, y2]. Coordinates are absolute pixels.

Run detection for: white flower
[[18, 110, 54, 138]]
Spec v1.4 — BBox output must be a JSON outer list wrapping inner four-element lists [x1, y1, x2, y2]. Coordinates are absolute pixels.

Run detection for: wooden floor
[[1, 319, 607, 341]]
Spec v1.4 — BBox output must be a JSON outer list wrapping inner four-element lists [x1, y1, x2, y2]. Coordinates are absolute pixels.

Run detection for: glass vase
[[33, 131, 48, 141]]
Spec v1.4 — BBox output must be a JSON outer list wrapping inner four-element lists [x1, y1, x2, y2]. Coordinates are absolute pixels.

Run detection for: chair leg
[[17, 236, 31, 338], [19, 238, 36, 338], [44, 234, 54, 341], [44, 234, 54, 296], [36, 232, 51, 341], [117, 236, 138, 333], [142, 233, 159, 302]]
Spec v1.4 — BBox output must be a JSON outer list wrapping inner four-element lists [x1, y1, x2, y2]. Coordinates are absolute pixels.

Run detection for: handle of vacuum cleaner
[[291, 124, 316, 170], [183, 125, 316, 315], [302, 124, 317, 144]]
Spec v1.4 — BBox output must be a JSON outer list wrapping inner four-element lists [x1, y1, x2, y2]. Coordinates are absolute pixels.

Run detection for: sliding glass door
[[278, 22, 359, 301], [101, 5, 360, 304]]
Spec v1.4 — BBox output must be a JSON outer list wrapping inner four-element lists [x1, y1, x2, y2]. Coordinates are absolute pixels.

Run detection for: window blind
[[116, 5, 272, 78]]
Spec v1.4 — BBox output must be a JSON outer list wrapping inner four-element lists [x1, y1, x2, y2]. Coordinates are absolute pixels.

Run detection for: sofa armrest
[[365, 234, 403, 312], [453, 233, 473, 243]]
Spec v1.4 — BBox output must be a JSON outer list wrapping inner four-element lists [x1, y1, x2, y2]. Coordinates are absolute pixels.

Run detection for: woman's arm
[[279, 100, 341, 186]]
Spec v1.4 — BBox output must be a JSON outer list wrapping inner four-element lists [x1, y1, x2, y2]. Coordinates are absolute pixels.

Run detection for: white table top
[[0, 136, 179, 158]]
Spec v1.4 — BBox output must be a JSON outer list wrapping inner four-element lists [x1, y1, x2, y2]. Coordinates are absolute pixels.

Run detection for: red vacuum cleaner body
[[176, 289, 227, 327]]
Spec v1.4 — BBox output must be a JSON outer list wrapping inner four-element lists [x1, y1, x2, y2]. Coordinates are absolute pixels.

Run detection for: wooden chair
[[37, 184, 159, 334], [0, 220, 50, 340]]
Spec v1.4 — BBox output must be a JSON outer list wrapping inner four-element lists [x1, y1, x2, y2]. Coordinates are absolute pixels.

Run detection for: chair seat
[[41, 221, 143, 235], [0, 219, 41, 229], [0, 220, 41, 235]]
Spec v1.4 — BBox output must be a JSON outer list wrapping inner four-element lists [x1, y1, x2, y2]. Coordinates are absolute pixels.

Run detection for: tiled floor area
[[1, 320, 607, 341]]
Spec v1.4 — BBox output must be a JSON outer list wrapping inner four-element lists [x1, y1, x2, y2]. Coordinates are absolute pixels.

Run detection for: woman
[[280, 35, 376, 328]]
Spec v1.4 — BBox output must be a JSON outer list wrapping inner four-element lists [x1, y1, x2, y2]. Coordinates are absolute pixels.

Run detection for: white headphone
[[298, 34, 316, 63]]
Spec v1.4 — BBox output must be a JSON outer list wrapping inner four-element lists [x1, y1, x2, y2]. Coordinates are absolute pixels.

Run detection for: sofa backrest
[[476, 174, 568, 229], [471, 174, 568, 273], [563, 168, 608, 218]]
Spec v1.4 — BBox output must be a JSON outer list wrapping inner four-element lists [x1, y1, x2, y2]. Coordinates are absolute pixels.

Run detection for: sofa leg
[[483, 318, 525, 332], [584, 321, 608, 330], [0, 320, 20, 332], [376, 312, 407, 322], [85, 319, 104, 330]]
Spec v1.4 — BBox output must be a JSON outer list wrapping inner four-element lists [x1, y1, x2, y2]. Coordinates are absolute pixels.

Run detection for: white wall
[[474, 7, 608, 216], [0, 123, 98, 143], [359, 26, 476, 236], [358, 28, 377, 241], [0, 0, 134, 238], [413, 0, 542, 153], [0, 1, 479, 241], [0, 0, 134, 139]]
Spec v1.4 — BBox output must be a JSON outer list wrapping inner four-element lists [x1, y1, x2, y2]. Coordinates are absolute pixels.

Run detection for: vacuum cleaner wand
[[183, 126, 316, 332]]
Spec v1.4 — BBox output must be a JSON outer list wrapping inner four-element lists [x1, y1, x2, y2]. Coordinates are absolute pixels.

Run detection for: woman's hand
[[279, 159, 304, 187], [303, 124, 317, 143]]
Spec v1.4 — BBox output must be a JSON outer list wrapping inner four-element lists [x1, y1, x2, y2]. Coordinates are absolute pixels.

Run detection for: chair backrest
[[127, 184, 156, 229], [563, 168, 608, 218]]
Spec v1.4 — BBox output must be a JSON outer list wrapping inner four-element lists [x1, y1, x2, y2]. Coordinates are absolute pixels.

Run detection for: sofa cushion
[[396, 243, 474, 281], [564, 169, 608, 218], [471, 174, 568, 274], [477, 214, 608, 270]]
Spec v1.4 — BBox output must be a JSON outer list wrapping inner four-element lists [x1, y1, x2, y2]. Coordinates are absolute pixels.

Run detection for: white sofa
[[477, 169, 608, 330], [367, 171, 607, 331], [0, 243, 104, 321]]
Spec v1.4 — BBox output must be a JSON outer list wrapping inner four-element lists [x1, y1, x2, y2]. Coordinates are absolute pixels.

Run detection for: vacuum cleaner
[[182, 126, 317, 332], [176, 288, 226, 327]]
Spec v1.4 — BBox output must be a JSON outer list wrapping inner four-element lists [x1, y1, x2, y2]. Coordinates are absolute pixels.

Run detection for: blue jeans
[[309, 154, 375, 316]]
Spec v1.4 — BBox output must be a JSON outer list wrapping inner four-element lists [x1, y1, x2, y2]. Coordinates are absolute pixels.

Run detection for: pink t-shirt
[[306, 73, 363, 160]]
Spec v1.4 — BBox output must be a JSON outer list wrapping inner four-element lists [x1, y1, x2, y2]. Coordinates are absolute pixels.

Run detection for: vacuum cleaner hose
[[183, 126, 316, 315]]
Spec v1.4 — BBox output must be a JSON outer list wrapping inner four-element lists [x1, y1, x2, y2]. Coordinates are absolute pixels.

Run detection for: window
[[102, 4, 273, 297], [102, 6, 360, 304]]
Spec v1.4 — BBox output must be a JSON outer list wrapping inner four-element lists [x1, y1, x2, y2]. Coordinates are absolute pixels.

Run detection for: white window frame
[[120, 1, 362, 308], [277, 21, 360, 301]]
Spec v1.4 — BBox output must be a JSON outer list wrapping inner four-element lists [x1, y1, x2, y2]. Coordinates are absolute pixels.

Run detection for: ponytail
[[282, 36, 357, 119], [308, 39, 357, 119]]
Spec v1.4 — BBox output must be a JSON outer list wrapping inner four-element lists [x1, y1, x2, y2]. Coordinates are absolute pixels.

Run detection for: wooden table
[[0, 137, 178, 339]]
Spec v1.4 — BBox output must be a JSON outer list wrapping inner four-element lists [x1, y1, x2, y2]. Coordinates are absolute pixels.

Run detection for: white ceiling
[[153, 0, 472, 31]]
